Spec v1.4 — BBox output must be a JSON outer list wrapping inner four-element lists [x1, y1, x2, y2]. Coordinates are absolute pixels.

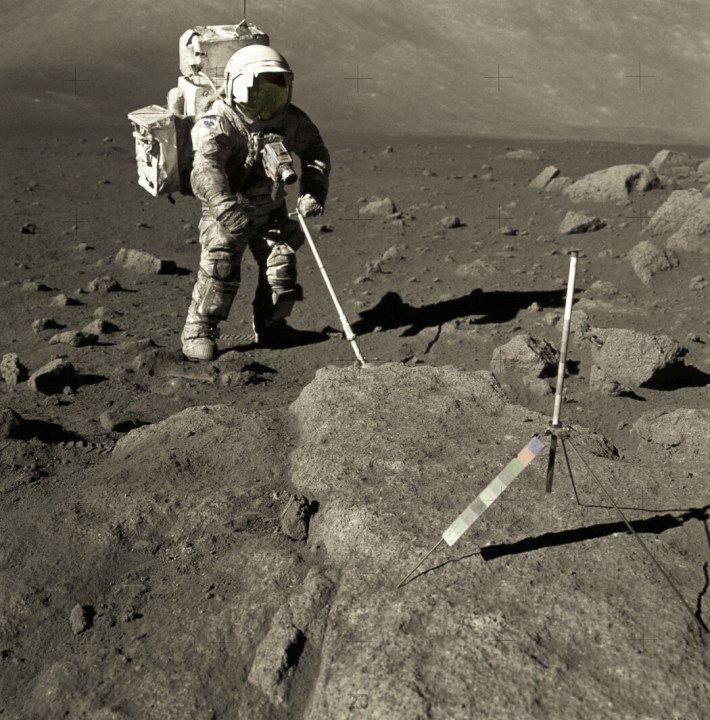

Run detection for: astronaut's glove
[[215, 196, 254, 234], [297, 194, 324, 218]]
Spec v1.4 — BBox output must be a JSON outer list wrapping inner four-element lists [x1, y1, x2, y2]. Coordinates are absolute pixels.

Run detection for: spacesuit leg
[[250, 217, 305, 337], [182, 215, 249, 354]]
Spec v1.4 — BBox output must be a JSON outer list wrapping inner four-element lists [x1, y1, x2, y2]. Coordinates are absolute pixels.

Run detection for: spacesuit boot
[[252, 285, 304, 347], [181, 248, 241, 361], [251, 237, 303, 347], [181, 322, 219, 361]]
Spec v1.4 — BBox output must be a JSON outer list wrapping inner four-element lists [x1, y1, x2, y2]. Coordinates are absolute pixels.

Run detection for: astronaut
[[181, 44, 330, 361]]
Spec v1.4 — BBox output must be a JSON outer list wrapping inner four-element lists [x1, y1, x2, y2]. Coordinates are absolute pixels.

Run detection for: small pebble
[[69, 604, 93, 634], [22, 280, 51, 292], [440, 215, 462, 229], [50, 293, 80, 307]]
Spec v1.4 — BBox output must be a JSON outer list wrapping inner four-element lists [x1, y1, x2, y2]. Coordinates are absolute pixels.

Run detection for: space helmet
[[224, 45, 293, 123]]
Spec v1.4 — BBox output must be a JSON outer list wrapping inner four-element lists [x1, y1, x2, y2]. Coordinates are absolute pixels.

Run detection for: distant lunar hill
[[2, 0, 708, 143]]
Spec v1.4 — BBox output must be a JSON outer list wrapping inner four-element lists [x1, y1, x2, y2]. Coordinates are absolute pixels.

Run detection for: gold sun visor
[[236, 72, 291, 121], [225, 45, 293, 121]]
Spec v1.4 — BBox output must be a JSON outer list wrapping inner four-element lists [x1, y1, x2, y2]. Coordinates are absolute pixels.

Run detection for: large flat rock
[[563, 164, 659, 203], [289, 364, 706, 719]]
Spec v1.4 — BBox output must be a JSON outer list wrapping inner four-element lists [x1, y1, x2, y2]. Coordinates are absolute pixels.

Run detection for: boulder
[[93, 306, 120, 320], [491, 334, 558, 379], [505, 149, 540, 160], [587, 328, 686, 387], [220, 369, 256, 387], [1, 353, 28, 385], [280, 495, 312, 541], [648, 149, 701, 177], [644, 189, 706, 237], [529, 165, 559, 189], [50, 293, 80, 307], [287, 364, 702, 720], [558, 211, 606, 235], [248, 622, 305, 705], [585, 280, 619, 297], [633, 408, 710, 466], [455, 258, 498, 277], [569, 309, 590, 336], [626, 240, 679, 285], [49, 330, 98, 347], [99, 410, 143, 433], [666, 196, 710, 254], [131, 347, 182, 373], [115, 248, 176, 275], [563, 164, 659, 203], [0, 406, 24, 439], [689, 275, 709, 291], [589, 365, 631, 396], [115, 338, 156, 353], [28, 359, 76, 394], [82, 318, 120, 335], [22, 280, 51, 292], [69, 604, 93, 635], [380, 245, 404, 262], [522, 375, 553, 396], [698, 157, 710, 182], [85, 276, 122, 293], [32, 318, 63, 332], [440, 215, 462, 229], [359, 197, 397, 216], [248, 569, 333, 706], [545, 176, 573, 192]]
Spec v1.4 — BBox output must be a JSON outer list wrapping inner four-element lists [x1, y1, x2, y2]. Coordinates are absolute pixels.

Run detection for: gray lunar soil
[[1, 132, 710, 719]]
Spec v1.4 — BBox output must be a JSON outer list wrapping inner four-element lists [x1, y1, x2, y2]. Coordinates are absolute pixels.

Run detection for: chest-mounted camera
[[260, 134, 297, 186]]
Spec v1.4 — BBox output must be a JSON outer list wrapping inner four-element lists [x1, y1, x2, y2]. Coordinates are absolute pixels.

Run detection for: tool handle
[[292, 210, 366, 366]]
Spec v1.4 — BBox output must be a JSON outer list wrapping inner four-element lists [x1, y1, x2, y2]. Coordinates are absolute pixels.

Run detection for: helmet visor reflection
[[237, 72, 290, 121]]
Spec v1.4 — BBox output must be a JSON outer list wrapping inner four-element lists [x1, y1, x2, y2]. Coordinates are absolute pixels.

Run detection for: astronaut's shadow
[[352, 288, 569, 337]]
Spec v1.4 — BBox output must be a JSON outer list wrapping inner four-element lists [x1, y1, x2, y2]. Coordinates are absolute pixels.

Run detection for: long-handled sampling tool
[[291, 209, 366, 366]]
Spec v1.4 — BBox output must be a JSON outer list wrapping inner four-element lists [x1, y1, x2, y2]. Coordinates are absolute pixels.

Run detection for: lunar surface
[[1, 2, 709, 719]]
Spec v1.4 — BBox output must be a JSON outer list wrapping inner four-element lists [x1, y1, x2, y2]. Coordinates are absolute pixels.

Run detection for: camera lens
[[280, 167, 297, 185]]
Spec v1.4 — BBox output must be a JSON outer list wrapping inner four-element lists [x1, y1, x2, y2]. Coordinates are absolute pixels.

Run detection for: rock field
[[1, 131, 709, 719]]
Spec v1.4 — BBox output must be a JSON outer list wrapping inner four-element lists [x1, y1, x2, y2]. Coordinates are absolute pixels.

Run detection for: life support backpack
[[127, 20, 268, 200]]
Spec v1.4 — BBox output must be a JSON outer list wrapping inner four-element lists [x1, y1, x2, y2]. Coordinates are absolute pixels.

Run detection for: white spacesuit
[[181, 44, 330, 361]]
